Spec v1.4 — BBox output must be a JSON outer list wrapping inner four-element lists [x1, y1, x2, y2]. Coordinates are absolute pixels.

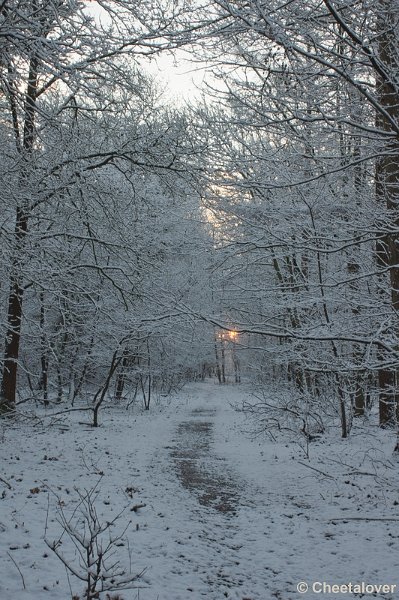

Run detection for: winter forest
[[1, 1, 399, 599]]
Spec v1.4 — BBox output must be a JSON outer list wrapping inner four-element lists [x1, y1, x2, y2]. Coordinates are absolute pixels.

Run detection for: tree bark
[[0, 54, 39, 411], [375, 0, 399, 427]]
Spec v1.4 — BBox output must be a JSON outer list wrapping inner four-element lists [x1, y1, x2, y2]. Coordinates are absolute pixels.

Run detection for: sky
[[145, 53, 206, 105], [86, 1, 206, 105]]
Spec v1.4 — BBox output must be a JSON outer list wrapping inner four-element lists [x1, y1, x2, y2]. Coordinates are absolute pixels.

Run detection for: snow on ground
[[1, 380, 399, 600]]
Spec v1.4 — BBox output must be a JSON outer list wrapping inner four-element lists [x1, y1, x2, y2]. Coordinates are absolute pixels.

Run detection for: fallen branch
[[329, 517, 399, 522], [130, 503, 146, 512], [7, 552, 26, 589], [342, 471, 378, 477], [40, 406, 93, 418], [297, 460, 335, 480], [0, 475, 11, 489]]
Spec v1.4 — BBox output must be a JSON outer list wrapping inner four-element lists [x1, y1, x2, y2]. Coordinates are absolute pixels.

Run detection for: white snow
[[1, 381, 398, 599]]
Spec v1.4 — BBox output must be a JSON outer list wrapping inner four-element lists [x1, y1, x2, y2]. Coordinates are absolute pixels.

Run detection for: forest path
[[143, 382, 399, 600], [145, 382, 271, 600], [171, 406, 240, 514]]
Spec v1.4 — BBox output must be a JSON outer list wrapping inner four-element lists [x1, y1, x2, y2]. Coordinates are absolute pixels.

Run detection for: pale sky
[[86, 1, 206, 106], [146, 53, 206, 105]]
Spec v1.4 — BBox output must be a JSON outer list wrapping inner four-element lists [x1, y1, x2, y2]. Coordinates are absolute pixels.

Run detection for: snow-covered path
[[139, 383, 399, 600], [171, 407, 240, 514], [148, 394, 267, 600], [1, 381, 399, 600], [140, 384, 269, 600]]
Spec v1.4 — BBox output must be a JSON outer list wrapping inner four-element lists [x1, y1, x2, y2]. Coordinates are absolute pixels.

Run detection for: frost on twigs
[[45, 480, 146, 600], [243, 384, 326, 458]]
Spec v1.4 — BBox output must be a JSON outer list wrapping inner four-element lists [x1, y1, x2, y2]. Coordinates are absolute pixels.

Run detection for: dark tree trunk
[[115, 348, 130, 401], [375, 1, 399, 428], [0, 55, 38, 412], [214, 338, 222, 384], [39, 292, 49, 406], [0, 208, 28, 412]]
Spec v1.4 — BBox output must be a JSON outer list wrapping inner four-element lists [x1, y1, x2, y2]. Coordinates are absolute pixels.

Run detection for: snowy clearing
[[1, 381, 399, 600]]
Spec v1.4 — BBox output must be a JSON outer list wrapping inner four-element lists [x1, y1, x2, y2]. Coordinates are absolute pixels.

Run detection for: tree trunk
[[214, 337, 222, 383], [0, 209, 28, 412], [0, 54, 38, 412], [115, 348, 130, 401], [39, 292, 49, 406], [375, 0, 399, 428], [92, 350, 121, 427]]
